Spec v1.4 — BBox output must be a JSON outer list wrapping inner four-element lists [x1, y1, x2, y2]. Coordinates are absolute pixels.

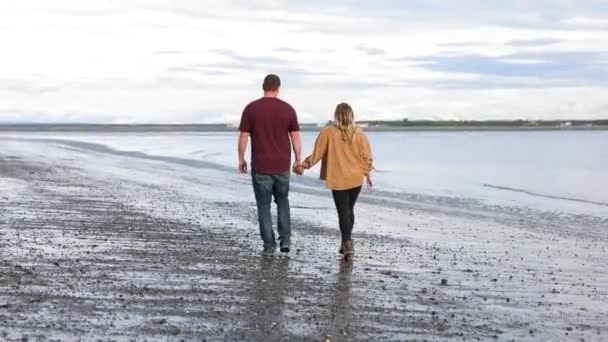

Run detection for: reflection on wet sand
[[327, 261, 355, 340], [247, 256, 291, 340]]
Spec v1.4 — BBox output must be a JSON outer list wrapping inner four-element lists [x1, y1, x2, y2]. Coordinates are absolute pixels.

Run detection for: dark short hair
[[263, 74, 281, 91]]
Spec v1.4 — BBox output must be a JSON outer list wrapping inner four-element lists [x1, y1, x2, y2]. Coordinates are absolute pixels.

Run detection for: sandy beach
[[1, 137, 607, 341]]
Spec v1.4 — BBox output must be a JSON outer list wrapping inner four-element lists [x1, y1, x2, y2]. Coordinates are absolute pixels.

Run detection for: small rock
[[152, 318, 167, 325], [440, 278, 448, 286], [169, 326, 181, 336]]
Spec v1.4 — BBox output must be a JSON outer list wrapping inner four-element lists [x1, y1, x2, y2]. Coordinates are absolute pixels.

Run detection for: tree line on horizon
[[350, 118, 608, 127]]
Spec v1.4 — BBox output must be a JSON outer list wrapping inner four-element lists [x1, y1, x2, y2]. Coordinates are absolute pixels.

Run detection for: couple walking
[[238, 74, 374, 261]]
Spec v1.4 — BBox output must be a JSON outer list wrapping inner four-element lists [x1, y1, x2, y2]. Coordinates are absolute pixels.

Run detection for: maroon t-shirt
[[239, 97, 299, 174]]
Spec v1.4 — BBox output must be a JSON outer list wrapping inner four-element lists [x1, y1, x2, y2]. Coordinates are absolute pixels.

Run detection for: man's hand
[[293, 162, 304, 176], [238, 131, 249, 174], [239, 159, 248, 174]]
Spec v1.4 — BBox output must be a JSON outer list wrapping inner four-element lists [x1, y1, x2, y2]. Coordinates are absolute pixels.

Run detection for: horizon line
[[1, 118, 608, 126]]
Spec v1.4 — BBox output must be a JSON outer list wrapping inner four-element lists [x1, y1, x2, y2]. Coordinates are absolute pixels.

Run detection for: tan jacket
[[303, 126, 373, 191]]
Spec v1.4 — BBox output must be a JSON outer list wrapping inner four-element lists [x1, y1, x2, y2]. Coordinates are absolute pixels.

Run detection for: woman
[[296, 103, 374, 261]]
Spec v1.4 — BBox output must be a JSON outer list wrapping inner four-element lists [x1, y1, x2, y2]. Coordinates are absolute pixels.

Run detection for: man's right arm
[[238, 131, 249, 173], [288, 106, 302, 167], [290, 131, 302, 165], [237, 106, 251, 173]]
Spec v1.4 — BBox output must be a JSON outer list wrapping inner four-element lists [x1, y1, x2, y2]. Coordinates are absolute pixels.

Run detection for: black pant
[[331, 186, 362, 241]]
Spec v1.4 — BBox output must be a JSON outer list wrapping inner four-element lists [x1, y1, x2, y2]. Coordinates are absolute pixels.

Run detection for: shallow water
[[4, 130, 608, 220]]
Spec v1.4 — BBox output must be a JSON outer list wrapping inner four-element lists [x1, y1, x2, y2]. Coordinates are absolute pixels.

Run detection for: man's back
[[237, 73, 301, 255], [239, 97, 299, 175]]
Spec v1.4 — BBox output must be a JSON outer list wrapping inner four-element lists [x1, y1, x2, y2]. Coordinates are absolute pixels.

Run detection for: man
[[238, 74, 302, 256]]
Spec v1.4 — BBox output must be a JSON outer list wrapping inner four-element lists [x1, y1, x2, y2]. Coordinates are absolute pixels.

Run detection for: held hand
[[293, 162, 305, 176], [239, 160, 248, 174]]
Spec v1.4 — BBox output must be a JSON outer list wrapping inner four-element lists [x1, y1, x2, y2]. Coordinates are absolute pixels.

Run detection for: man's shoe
[[280, 239, 291, 253], [262, 247, 276, 256], [280, 244, 290, 253], [338, 241, 345, 254]]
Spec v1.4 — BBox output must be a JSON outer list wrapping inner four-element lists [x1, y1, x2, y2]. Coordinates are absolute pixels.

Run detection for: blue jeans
[[251, 171, 291, 249]]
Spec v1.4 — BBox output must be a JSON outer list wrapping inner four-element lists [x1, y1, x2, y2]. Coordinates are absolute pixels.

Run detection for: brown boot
[[343, 240, 354, 256]]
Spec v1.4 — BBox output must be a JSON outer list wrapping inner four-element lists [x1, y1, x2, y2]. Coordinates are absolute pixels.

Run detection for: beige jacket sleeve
[[359, 130, 374, 175], [303, 129, 329, 169]]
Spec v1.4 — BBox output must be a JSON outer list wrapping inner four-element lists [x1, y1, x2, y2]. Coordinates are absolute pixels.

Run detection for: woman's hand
[[366, 174, 373, 189]]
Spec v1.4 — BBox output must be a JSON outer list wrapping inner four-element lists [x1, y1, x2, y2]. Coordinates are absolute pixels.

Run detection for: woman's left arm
[[360, 131, 374, 175], [302, 129, 329, 170]]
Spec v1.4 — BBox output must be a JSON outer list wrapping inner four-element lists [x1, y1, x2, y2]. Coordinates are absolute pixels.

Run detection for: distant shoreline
[[360, 125, 608, 132], [1, 123, 607, 133]]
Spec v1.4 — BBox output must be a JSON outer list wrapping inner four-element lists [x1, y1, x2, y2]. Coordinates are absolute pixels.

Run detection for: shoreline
[[1, 124, 608, 133]]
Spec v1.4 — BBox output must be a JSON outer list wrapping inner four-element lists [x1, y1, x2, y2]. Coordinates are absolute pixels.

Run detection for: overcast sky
[[1, 0, 608, 124]]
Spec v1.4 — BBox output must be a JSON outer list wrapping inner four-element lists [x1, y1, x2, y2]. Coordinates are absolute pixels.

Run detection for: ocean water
[[5, 130, 608, 220], [370, 131, 608, 215]]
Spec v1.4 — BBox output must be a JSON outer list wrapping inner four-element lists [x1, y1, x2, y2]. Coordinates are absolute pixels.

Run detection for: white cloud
[[0, 0, 607, 123]]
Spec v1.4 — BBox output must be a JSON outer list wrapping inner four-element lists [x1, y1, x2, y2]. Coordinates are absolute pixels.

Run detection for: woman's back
[[299, 102, 374, 261], [303, 126, 373, 191]]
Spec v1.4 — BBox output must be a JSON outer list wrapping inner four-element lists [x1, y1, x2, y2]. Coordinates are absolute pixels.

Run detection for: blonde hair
[[334, 102, 358, 142]]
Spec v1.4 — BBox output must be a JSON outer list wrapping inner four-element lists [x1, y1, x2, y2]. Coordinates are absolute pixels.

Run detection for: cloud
[[274, 47, 303, 53], [155, 50, 192, 55], [0, 108, 95, 123], [506, 38, 562, 47], [438, 42, 488, 48], [0, 78, 62, 94], [564, 16, 608, 29], [356, 45, 385, 56], [1, 0, 608, 123], [212, 49, 292, 66], [41, 8, 124, 17], [402, 51, 608, 85], [594, 103, 608, 115]]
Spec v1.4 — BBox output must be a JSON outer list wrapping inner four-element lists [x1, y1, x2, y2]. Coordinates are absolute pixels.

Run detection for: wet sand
[[1, 138, 607, 341]]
